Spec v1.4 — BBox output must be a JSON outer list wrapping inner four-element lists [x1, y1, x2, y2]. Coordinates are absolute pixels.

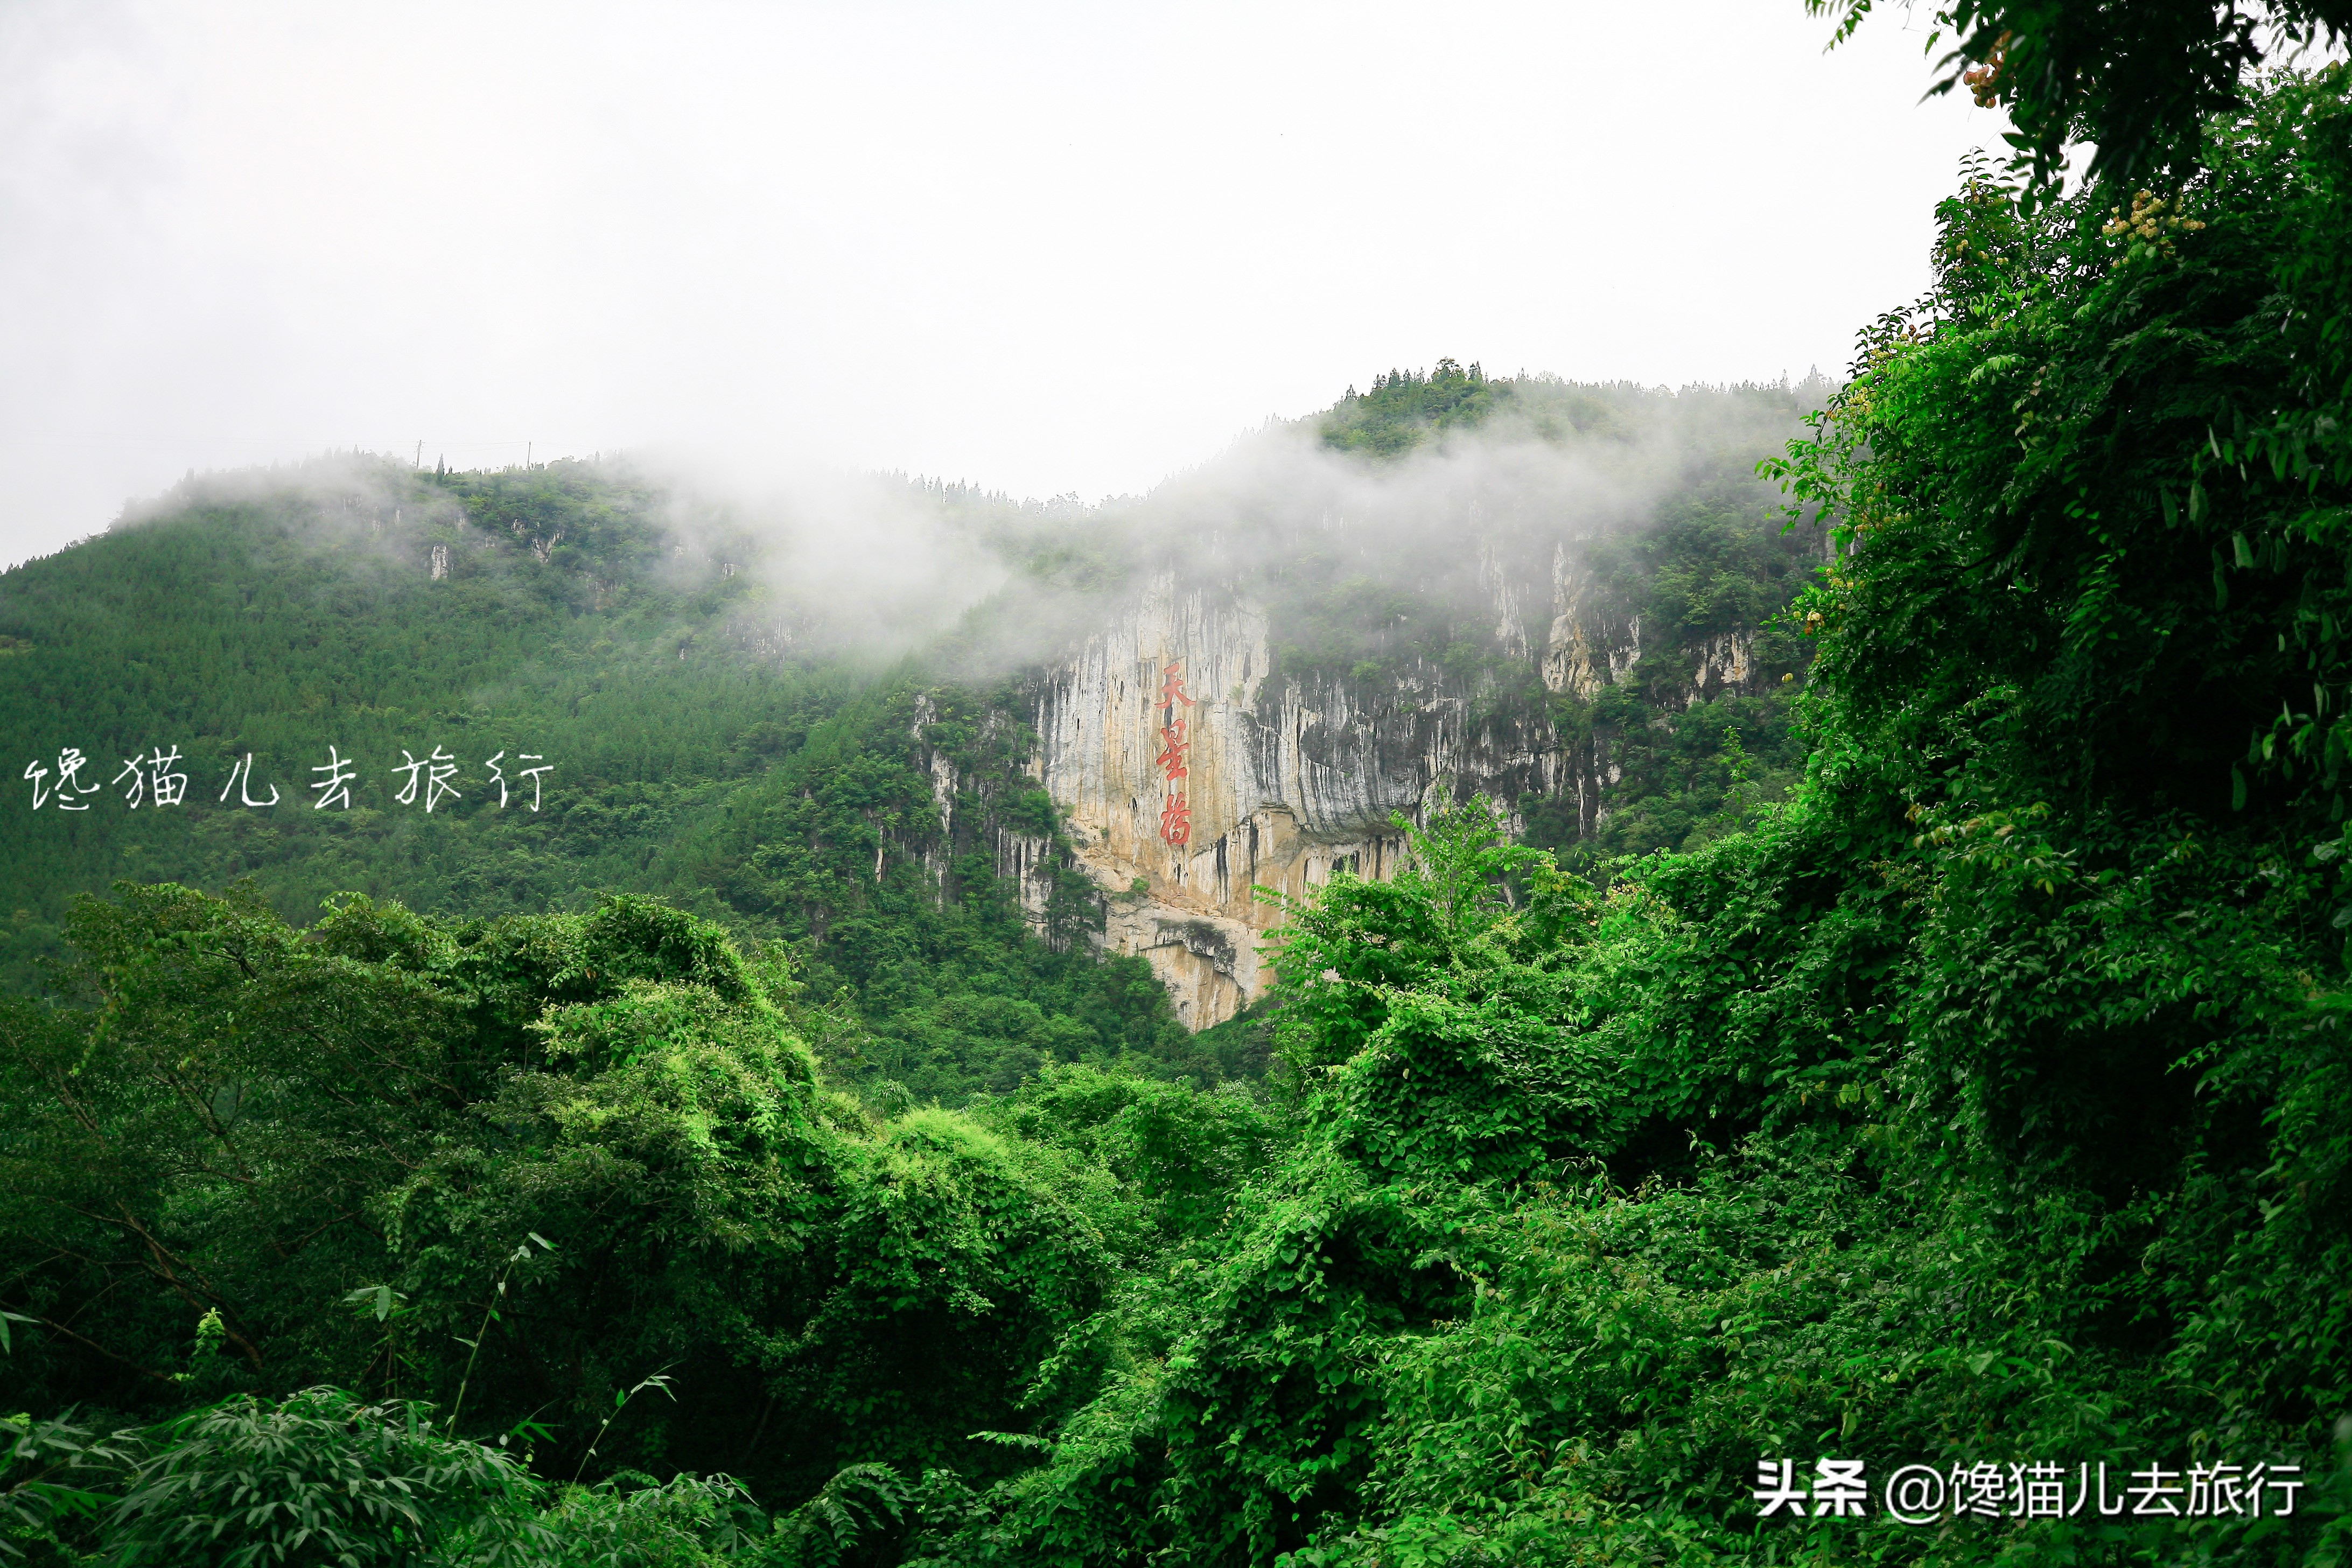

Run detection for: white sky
[[0, 0, 2001, 568]]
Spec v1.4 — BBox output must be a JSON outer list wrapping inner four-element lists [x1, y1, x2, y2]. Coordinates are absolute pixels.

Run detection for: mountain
[[0, 376, 1825, 1054], [1014, 368, 1825, 1024], [0, 374, 1822, 1079]]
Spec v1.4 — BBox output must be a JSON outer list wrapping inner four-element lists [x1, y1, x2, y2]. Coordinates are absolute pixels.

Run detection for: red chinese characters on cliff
[[1158, 659, 1192, 846]]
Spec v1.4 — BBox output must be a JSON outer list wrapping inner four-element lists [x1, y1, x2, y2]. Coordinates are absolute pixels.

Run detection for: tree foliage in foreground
[[1811, 0, 2352, 187], [0, 884, 1282, 1563]]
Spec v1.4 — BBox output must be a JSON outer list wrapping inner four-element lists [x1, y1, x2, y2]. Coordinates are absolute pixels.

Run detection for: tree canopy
[[1812, 0, 2352, 185]]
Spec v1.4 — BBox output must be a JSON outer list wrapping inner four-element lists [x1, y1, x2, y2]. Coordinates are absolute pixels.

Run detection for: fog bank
[[0, 0, 1999, 568]]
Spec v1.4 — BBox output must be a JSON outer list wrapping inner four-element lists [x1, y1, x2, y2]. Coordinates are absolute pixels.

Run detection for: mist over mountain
[[0, 365, 1823, 1053]]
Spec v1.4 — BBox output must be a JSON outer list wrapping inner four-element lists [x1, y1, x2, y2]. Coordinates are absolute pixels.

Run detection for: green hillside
[[0, 463, 1211, 1097], [1, 376, 1821, 1096], [1, 461, 789, 947]]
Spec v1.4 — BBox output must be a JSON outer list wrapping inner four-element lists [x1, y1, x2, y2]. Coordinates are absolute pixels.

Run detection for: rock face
[[1003, 558, 1732, 1028]]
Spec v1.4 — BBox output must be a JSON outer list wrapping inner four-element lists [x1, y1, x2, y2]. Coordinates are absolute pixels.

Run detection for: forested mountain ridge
[[0, 459, 1211, 1095], [0, 374, 1822, 1059]]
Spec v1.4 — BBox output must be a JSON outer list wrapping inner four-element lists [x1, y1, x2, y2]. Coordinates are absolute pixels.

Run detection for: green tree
[[107, 1388, 548, 1567], [1812, 0, 2352, 186]]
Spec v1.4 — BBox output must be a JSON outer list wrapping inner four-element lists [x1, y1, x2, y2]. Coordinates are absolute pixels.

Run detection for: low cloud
[[68, 374, 1823, 684], [919, 375, 1826, 679]]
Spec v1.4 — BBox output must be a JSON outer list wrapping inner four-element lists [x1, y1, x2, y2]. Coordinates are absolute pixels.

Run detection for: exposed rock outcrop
[[997, 565, 1663, 1027], [954, 458, 1821, 1026]]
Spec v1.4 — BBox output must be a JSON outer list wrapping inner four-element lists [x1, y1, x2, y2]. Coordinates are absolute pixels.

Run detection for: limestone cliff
[[987, 543, 1782, 1027]]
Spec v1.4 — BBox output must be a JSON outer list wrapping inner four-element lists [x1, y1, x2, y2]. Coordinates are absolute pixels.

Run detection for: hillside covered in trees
[[0, 367, 1822, 1094], [5, 40, 2352, 1568]]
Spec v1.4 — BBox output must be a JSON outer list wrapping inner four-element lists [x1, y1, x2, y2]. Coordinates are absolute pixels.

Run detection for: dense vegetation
[[1299, 364, 1826, 865], [0, 378, 1817, 1090], [0, 465, 1208, 1099], [9, 37, 2352, 1568]]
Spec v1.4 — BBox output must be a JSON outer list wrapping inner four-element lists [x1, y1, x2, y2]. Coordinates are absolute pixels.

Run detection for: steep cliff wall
[[997, 547, 1770, 1027], [999, 578, 1542, 1025], [912, 389, 1831, 1030]]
